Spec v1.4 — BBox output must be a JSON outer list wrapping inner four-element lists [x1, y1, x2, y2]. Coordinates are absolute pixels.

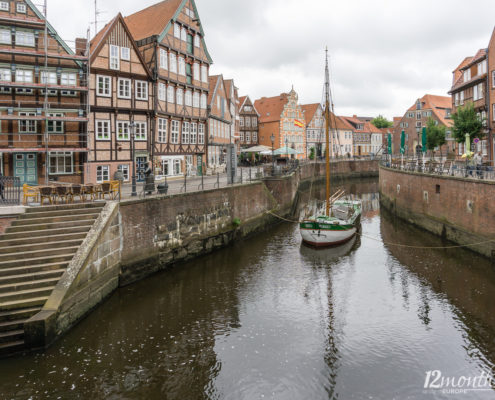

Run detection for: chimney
[[75, 38, 88, 56]]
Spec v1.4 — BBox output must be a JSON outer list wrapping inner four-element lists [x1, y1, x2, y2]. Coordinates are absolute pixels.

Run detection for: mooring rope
[[265, 210, 495, 250]]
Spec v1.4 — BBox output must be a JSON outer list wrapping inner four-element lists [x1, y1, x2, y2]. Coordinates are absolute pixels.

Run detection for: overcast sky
[[45, 0, 495, 119]]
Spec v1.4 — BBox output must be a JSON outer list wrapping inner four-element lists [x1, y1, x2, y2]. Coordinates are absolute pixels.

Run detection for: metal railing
[[0, 176, 21, 206], [382, 156, 495, 181]]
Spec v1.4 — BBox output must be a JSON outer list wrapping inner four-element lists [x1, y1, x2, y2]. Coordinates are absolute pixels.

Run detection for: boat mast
[[325, 48, 331, 217]]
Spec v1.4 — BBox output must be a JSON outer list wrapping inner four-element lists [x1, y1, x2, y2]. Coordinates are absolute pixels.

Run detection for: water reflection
[[0, 179, 493, 399]]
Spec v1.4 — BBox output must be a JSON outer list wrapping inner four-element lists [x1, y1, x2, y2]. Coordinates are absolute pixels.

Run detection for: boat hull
[[300, 226, 357, 247]]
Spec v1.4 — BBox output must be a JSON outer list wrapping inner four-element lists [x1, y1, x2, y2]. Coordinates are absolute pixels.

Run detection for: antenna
[[92, 0, 107, 35]]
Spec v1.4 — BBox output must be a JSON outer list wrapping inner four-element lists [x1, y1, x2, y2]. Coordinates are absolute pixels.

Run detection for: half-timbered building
[[0, 0, 89, 185], [125, 0, 211, 177], [238, 96, 259, 148], [86, 13, 154, 184]]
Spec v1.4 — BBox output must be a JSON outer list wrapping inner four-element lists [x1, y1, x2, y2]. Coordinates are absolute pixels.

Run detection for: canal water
[[0, 179, 494, 399]]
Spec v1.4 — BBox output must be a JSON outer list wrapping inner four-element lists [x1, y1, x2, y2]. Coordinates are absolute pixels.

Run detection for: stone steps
[[0, 202, 106, 356]]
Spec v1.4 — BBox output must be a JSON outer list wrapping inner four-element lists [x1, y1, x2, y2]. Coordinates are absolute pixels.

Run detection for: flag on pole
[[387, 133, 392, 154], [400, 130, 405, 155], [294, 120, 304, 128], [421, 127, 427, 153]]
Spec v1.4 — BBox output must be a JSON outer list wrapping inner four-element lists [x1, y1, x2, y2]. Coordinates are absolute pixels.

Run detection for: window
[[19, 112, 36, 133], [240, 132, 244, 142], [463, 68, 471, 82], [171, 120, 179, 143], [96, 165, 109, 183], [182, 122, 189, 144], [185, 63, 192, 84], [117, 121, 129, 140], [460, 91, 464, 105], [240, 117, 244, 127], [117, 78, 131, 99], [121, 47, 130, 61], [455, 93, 459, 106], [245, 117, 251, 127], [160, 49, 168, 70], [492, 71, 495, 88], [174, 159, 181, 175], [16, 69, 33, 83], [117, 164, 129, 181], [109, 45, 120, 70], [198, 123, 204, 144], [193, 63, 199, 81], [61, 90, 76, 97], [174, 23, 181, 39], [200, 93, 207, 109], [40, 71, 56, 85], [158, 83, 166, 101], [477, 60, 487, 76], [169, 53, 177, 73], [201, 65, 207, 83], [16, 3, 26, 13], [408, 112, 414, 118], [97, 75, 111, 97], [47, 113, 64, 134], [246, 132, 251, 142], [415, 121, 421, 128], [158, 118, 167, 143], [252, 117, 257, 127], [185, 90, 192, 106], [190, 122, 197, 144], [193, 92, 199, 108], [0, 2, 9, 11], [493, 104, 495, 121], [194, 35, 200, 48], [176, 88, 183, 105], [253, 132, 257, 142], [0, 28, 10, 44], [167, 86, 175, 103], [49, 152, 73, 174], [134, 121, 147, 141], [135, 81, 148, 100], [178, 57, 185, 76], [473, 83, 483, 101], [61, 72, 76, 86], [181, 26, 187, 42], [96, 120, 110, 140], [0, 68, 11, 82]]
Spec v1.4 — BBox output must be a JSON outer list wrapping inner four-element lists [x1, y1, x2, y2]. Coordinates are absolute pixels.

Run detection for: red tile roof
[[300, 103, 320, 126], [207, 75, 220, 105], [90, 15, 117, 55], [407, 94, 451, 112], [254, 93, 290, 123], [125, 0, 183, 41]]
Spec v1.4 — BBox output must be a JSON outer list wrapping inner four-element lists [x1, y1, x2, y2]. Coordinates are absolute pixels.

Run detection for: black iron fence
[[0, 176, 21, 205], [382, 157, 495, 181]]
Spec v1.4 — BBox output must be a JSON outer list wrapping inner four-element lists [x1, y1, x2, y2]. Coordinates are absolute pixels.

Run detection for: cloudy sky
[[45, 0, 495, 119]]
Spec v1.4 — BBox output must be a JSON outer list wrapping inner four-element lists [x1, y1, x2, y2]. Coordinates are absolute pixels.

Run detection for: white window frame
[[117, 164, 130, 181], [61, 72, 76, 86], [185, 90, 192, 106], [193, 63, 199, 81], [169, 53, 177, 74], [158, 118, 167, 143], [96, 120, 111, 140], [0, 68, 11, 82], [181, 26, 187, 42], [198, 123, 205, 144], [41, 71, 57, 84], [97, 75, 111, 97], [193, 92, 199, 108], [167, 86, 175, 103], [194, 35, 200, 48], [158, 82, 166, 101], [16, 3, 26, 13], [176, 88, 183, 105], [135, 80, 148, 100], [117, 121, 130, 141], [47, 112, 64, 134], [0, 28, 10, 44], [121, 47, 130, 61], [118, 78, 131, 99], [178, 57, 185, 76], [200, 93, 207, 109], [190, 122, 197, 144], [96, 165, 109, 183], [253, 132, 258, 142], [201, 65, 207, 83], [182, 121, 190, 144], [49, 152, 73, 175], [134, 121, 147, 141], [171, 120, 179, 144], [0, 2, 9, 11], [160, 49, 168, 70], [16, 69, 33, 83], [252, 117, 257, 127], [174, 23, 181, 39], [110, 44, 120, 70], [18, 112, 36, 133]]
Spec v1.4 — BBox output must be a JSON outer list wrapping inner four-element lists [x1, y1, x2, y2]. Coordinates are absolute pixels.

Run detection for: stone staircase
[[0, 203, 105, 356]]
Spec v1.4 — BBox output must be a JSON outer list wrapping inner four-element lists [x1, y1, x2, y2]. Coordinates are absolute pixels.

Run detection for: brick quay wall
[[379, 165, 495, 258]]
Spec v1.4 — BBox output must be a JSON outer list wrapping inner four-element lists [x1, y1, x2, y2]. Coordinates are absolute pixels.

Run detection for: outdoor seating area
[[22, 181, 121, 205]]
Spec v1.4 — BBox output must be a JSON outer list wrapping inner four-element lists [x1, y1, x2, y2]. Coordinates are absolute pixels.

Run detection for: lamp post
[[130, 121, 137, 197], [285, 137, 288, 162], [270, 133, 275, 170]]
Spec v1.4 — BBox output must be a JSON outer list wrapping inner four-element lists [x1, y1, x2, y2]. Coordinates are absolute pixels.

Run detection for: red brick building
[[238, 96, 259, 148]]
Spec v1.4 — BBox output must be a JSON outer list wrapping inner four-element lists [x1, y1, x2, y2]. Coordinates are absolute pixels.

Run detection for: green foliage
[[425, 118, 446, 152], [232, 217, 241, 227], [451, 102, 484, 143], [309, 147, 315, 160], [371, 115, 393, 128]]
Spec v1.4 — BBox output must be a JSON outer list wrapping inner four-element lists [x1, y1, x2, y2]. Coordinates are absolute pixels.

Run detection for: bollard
[[184, 173, 187, 192], [249, 168, 252, 182]]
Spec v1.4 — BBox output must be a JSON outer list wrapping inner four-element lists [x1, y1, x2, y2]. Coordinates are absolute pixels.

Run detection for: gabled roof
[[337, 116, 354, 131], [300, 103, 320, 126], [254, 93, 290, 123], [407, 94, 452, 112], [207, 75, 220, 105], [89, 13, 152, 78], [462, 49, 487, 70], [125, 0, 212, 63], [238, 96, 247, 107], [238, 95, 260, 117]]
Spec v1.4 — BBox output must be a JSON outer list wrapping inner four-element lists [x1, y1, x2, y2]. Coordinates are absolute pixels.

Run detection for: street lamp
[[270, 133, 275, 170], [285, 137, 288, 162], [130, 121, 137, 197]]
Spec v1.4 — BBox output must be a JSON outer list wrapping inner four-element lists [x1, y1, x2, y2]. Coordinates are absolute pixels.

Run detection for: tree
[[425, 117, 446, 159], [451, 102, 484, 144], [309, 147, 315, 160], [371, 115, 393, 128]]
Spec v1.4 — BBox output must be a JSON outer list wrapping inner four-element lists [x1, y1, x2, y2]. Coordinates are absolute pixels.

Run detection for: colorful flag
[[294, 120, 304, 128]]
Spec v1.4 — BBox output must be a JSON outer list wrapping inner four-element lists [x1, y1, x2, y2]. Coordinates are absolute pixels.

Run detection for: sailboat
[[299, 50, 362, 247]]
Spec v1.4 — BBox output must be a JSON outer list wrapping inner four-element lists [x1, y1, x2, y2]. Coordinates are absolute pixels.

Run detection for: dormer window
[[463, 68, 471, 82], [17, 3, 27, 13]]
